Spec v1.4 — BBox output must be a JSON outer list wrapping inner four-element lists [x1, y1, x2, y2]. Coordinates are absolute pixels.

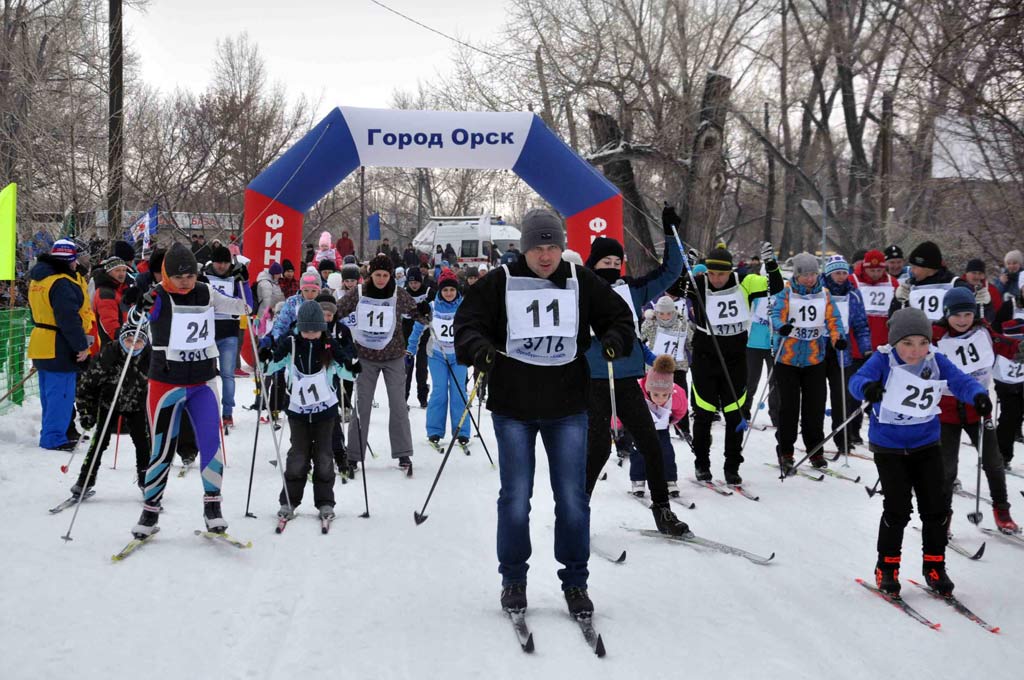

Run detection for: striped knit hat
[[50, 239, 79, 262]]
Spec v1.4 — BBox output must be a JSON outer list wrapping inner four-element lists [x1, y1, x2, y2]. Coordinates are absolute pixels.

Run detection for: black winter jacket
[[273, 331, 357, 423]]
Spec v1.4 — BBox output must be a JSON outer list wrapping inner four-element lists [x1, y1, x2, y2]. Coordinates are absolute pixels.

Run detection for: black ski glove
[[862, 381, 885, 403], [974, 393, 993, 417], [473, 345, 495, 374], [346, 358, 362, 376], [258, 346, 273, 363], [834, 338, 848, 351], [777, 322, 794, 337], [601, 336, 622, 361], [661, 203, 681, 237]]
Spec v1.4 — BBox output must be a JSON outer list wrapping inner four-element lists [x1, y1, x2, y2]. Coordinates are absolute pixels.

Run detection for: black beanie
[[211, 245, 232, 264], [585, 237, 625, 268], [406, 266, 422, 283], [163, 242, 198, 276], [368, 254, 393, 275], [965, 258, 986, 274], [705, 247, 734, 272], [318, 258, 337, 273], [908, 241, 942, 270], [282, 259, 295, 273], [113, 240, 135, 262]]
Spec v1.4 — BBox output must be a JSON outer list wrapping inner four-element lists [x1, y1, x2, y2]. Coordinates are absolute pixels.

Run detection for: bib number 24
[[185, 319, 209, 344]]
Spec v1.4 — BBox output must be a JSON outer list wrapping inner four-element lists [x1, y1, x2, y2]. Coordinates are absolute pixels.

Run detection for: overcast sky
[[124, 0, 510, 117]]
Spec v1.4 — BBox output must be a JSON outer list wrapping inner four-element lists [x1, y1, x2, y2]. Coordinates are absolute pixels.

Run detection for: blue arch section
[[512, 115, 619, 217], [248, 107, 360, 213]]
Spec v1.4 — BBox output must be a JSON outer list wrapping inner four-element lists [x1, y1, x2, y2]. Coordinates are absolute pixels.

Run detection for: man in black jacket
[[454, 208, 635, 618]]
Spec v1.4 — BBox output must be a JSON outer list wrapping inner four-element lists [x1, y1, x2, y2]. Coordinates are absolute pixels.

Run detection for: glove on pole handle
[[414, 372, 486, 525], [671, 225, 748, 432], [783, 401, 871, 481], [62, 319, 147, 542]]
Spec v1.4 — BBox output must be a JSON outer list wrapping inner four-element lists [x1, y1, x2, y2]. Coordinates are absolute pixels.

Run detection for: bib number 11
[[527, 298, 560, 327]]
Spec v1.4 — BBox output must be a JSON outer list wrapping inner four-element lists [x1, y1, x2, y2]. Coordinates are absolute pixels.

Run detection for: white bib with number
[[861, 284, 894, 316], [611, 282, 640, 337], [166, 304, 218, 363], [750, 296, 770, 329], [674, 298, 689, 319], [647, 400, 672, 430], [831, 295, 850, 334], [937, 328, 994, 386], [878, 352, 946, 425], [430, 308, 456, 353], [503, 264, 579, 366], [704, 284, 749, 336], [994, 355, 1024, 384], [205, 275, 237, 321], [653, 329, 687, 362], [353, 285, 397, 350], [288, 367, 337, 414], [909, 283, 952, 321], [789, 291, 826, 341]]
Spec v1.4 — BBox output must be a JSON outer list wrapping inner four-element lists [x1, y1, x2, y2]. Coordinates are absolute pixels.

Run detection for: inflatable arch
[[241, 107, 623, 273]]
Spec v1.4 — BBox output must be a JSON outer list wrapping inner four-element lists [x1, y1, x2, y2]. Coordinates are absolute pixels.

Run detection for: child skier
[[993, 292, 1024, 470], [71, 325, 151, 497], [933, 286, 1022, 533], [641, 296, 691, 445], [317, 292, 360, 475], [268, 300, 358, 521], [628, 354, 688, 497], [769, 253, 846, 472], [405, 268, 470, 449], [131, 242, 250, 539], [850, 307, 991, 596]]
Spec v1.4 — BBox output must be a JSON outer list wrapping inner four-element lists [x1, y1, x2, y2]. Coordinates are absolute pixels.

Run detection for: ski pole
[[111, 416, 122, 469], [967, 416, 995, 525], [740, 360, 775, 451], [351, 378, 370, 518], [865, 478, 882, 498], [62, 317, 147, 542], [242, 350, 265, 519], [783, 401, 871, 481], [427, 325, 495, 469], [839, 349, 850, 468], [414, 372, 486, 525], [670, 225, 748, 432], [0, 366, 36, 405], [245, 322, 291, 516]]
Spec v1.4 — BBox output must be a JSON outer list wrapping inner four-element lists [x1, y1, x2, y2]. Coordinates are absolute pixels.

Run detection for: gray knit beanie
[[519, 208, 566, 253], [887, 307, 932, 346], [791, 252, 820, 277], [1005, 249, 1024, 267], [654, 296, 676, 314], [296, 300, 327, 333]]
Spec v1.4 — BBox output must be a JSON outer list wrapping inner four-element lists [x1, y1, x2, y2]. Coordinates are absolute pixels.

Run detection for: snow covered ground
[[2, 374, 1023, 680]]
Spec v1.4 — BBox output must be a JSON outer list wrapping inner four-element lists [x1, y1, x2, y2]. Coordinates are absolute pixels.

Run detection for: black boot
[[694, 463, 712, 482], [500, 583, 527, 612], [809, 453, 828, 469], [874, 555, 901, 596], [564, 587, 594, 617], [923, 555, 954, 596], [132, 503, 161, 539], [778, 453, 795, 475], [652, 502, 689, 536], [724, 468, 742, 485], [203, 494, 228, 533]]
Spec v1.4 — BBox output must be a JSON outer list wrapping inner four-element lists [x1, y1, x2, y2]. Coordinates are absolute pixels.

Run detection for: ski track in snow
[[2, 375, 1023, 679]]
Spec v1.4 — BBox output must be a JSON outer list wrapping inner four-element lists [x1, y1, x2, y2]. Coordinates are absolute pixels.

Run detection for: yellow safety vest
[[28, 273, 93, 360]]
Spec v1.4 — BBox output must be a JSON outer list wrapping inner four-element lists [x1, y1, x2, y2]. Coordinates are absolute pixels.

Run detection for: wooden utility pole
[[107, 0, 124, 239], [763, 102, 775, 244], [680, 72, 732, 252]]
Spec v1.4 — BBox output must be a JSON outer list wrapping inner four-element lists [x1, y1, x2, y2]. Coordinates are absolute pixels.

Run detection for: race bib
[[356, 304, 395, 333], [881, 366, 946, 420], [937, 330, 994, 376], [507, 288, 578, 340], [790, 293, 826, 341], [750, 297, 770, 328], [342, 311, 357, 328], [861, 285, 894, 316], [167, 306, 216, 362], [994, 355, 1024, 384], [288, 369, 337, 414], [611, 282, 639, 336], [431, 312, 456, 351], [648, 401, 672, 430], [207, 279, 233, 297], [704, 285, 749, 336], [652, 329, 686, 362], [909, 284, 952, 321]]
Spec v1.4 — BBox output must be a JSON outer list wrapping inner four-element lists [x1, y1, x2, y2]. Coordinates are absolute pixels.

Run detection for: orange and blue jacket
[[770, 279, 844, 367]]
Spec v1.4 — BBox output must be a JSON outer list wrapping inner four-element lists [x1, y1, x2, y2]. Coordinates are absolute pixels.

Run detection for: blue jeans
[[426, 353, 470, 439], [216, 336, 239, 418], [493, 412, 590, 590], [630, 429, 678, 482], [38, 369, 76, 448]]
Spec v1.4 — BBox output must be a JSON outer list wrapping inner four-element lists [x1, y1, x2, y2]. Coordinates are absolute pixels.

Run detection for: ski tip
[[766, 552, 776, 562], [975, 542, 986, 559], [615, 550, 627, 563], [321, 527, 328, 535], [413, 511, 428, 525], [594, 634, 606, 657], [988, 626, 1001, 634], [523, 633, 535, 653]]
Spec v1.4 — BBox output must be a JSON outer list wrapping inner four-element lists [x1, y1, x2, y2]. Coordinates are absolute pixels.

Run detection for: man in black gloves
[[454, 208, 635, 619]]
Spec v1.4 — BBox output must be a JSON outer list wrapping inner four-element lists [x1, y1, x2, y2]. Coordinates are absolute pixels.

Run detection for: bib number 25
[[900, 384, 936, 411]]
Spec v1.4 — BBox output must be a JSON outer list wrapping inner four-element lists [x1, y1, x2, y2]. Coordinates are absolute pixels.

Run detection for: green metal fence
[[0, 308, 36, 415]]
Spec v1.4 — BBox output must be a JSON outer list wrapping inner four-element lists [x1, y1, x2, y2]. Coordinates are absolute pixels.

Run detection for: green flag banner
[[0, 183, 16, 281]]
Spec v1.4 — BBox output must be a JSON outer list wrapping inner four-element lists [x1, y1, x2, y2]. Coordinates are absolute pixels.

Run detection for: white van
[[412, 214, 521, 266]]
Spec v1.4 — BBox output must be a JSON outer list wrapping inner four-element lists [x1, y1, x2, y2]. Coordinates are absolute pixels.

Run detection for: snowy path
[[2, 375, 1023, 679]]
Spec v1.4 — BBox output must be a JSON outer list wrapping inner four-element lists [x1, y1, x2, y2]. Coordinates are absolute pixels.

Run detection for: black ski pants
[[586, 377, 669, 504], [996, 381, 1023, 464], [874, 445, 948, 560], [743, 348, 779, 425], [690, 350, 746, 474], [405, 332, 430, 404], [939, 421, 1008, 510], [281, 416, 336, 509], [76, 409, 150, 489], [824, 347, 855, 451], [774, 362, 827, 458]]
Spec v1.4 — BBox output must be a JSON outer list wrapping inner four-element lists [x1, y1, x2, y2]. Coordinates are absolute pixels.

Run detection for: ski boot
[[221, 416, 234, 434], [457, 436, 471, 455], [319, 505, 336, 521], [809, 452, 828, 469], [694, 464, 712, 483], [500, 583, 527, 612], [132, 503, 162, 539], [203, 494, 228, 533], [70, 483, 92, 500], [651, 502, 689, 536], [875, 555, 901, 596], [777, 453, 795, 476], [277, 505, 296, 520], [564, 587, 594, 617], [993, 505, 1021, 534], [428, 435, 442, 452], [631, 480, 646, 497], [666, 481, 679, 498], [724, 468, 743, 485], [923, 554, 954, 596], [398, 456, 413, 475]]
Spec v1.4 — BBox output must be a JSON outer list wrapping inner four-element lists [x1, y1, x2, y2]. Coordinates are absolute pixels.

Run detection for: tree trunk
[[586, 109, 657, 274], [680, 72, 732, 253]]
